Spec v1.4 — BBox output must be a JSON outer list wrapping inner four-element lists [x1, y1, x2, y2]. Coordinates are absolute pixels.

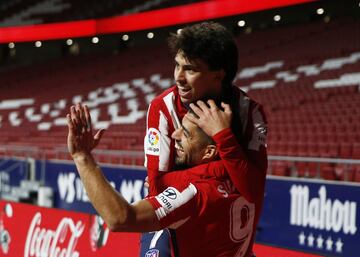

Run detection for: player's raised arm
[[187, 100, 259, 203], [67, 103, 160, 232]]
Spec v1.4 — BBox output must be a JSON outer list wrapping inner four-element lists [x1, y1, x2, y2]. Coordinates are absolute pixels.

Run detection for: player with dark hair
[[143, 22, 267, 256], [67, 102, 259, 257]]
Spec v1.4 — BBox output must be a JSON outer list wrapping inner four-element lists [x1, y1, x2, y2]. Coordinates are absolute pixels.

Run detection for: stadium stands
[[0, 0, 202, 26], [1, 18, 359, 180]]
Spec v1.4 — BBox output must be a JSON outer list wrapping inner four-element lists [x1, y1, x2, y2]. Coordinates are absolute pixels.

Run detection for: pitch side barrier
[[1, 156, 359, 256], [0, 200, 141, 257], [258, 175, 360, 257], [0, 199, 326, 257]]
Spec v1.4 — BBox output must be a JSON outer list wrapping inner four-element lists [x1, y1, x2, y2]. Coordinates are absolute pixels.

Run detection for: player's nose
[[171, 128, 181, 140], [175, 68, 185, 83]]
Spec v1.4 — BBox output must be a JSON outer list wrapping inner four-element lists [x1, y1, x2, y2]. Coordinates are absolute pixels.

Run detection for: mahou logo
[[290, 185, 357, 234], [24, 212, 85, 257]]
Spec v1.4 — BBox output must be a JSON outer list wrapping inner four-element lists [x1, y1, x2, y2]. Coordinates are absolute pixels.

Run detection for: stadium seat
[[270, 161, 290, 176], [339, 142, 353, 159], [352, 143, 360, 159], [1, 17, 360, 172], [319, 163, 336, 180]]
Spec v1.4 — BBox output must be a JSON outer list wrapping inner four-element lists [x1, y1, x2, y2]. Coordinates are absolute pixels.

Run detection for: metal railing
[[1, 145, 360, 182], [268, 156, 360, 181]]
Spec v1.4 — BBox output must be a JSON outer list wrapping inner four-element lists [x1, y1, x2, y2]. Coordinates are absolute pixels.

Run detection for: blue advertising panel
[[257, 176, 359, 257], [0, 158, 29, 194], [38, 160, 147, 214]]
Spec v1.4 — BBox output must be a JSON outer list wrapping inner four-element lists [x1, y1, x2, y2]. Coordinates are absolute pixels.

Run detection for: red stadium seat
[[271, 161, 290, 176], [319, 163, 336, 180], [352, 143, 360, 159], [339, 142, 352, 159], [295, 162, 307, 177]]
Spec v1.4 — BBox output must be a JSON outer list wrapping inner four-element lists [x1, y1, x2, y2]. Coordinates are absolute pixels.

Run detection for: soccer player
[[143, 22, 267, 256], [67, 102, 258, 257]]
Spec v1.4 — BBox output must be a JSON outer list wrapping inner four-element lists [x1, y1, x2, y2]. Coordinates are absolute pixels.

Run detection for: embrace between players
[[66, 22, 268, 257]]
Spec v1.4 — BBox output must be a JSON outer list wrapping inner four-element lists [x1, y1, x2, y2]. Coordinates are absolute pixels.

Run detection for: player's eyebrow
[[174, 57, 199, 70], [181, 124, 191, 138]]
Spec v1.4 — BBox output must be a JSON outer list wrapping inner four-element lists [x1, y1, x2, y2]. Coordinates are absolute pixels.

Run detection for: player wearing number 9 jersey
[[67, 102, 264, 257], [146, 113, 259, 257]]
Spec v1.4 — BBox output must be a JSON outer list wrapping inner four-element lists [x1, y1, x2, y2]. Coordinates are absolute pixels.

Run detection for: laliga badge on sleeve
[[145, 128, 161, 156]]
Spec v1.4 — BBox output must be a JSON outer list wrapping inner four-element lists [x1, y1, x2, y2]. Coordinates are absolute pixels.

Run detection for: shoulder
[[147, 86, 177, 117], [232, 86, 267, 121], [150, 86, 177, 105], [232, 86, 263, 109]]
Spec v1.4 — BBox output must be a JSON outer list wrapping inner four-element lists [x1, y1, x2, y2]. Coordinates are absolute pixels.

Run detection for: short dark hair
[[168, 22, 238, 86]]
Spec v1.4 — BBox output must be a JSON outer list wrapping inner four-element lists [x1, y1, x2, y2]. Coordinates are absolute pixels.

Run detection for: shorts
[[139, 229, 178, 257]]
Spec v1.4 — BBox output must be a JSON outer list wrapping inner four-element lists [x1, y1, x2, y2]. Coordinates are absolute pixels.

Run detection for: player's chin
[[180, 96, 193, 105], [175, 157, 186, 167]]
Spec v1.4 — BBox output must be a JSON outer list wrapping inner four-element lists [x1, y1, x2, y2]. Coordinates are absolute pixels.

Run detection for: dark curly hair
[[168, 22, 238, 87]]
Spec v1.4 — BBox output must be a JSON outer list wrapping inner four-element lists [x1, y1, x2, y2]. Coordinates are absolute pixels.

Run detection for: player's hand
[[66, 103, 105, 159], [187, 100, 232, 137]]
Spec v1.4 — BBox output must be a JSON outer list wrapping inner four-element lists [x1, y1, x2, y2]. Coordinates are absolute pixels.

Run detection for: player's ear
[[202, 145, 218, 162]]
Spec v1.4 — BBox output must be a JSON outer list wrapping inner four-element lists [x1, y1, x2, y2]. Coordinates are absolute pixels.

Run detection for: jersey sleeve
[[212, 128, 264, 203], [245, 102, 268, 175], [146, 182, 197, 229], [144, 100, 174, 195]]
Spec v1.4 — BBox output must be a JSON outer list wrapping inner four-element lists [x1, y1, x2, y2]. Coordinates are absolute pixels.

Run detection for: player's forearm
[[72, 153, 132, 231], [213, 128, 262, 202]]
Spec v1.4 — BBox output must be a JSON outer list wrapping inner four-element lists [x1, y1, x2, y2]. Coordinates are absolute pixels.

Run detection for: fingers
[[196, 100, 209, 112], [94, 129, 105, 140], [70, 103, 92, 135], [70, 106, 80, 126], [221, 102, 232, 114], [190, 100, 219, 119], [76, 103, 87, 129], [66, 114, 75, 132], [93, 129, 106, 148], [207, 99, 217, 110], [189, 102, 203, 117], [185, 112, 200, 125], [84, 105, 92, 132]]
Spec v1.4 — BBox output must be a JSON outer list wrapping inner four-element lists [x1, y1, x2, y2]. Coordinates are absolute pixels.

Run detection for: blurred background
[[0, 0, 359, 256]]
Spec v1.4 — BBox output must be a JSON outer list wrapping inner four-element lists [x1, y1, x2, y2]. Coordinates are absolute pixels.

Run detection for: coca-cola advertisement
[[0, 200, 140, 257]]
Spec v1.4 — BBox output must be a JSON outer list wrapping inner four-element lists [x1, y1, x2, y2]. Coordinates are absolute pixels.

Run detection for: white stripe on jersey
[[156, 91, 180, 171], [144, 103, 151, 168], [163, 91, 182, 131], [163, 92, 177, 121], [159, 110, 171, 171], [154, 183, 197, 220]]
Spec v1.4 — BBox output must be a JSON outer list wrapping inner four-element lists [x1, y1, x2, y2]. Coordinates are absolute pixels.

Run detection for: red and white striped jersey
[[144, 85, 268, 197], [147, 128, 258, 257]]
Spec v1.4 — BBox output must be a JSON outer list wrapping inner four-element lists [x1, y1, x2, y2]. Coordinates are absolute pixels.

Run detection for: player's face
[[174, 52, 223, 105], [171, 115, 208, 167]]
